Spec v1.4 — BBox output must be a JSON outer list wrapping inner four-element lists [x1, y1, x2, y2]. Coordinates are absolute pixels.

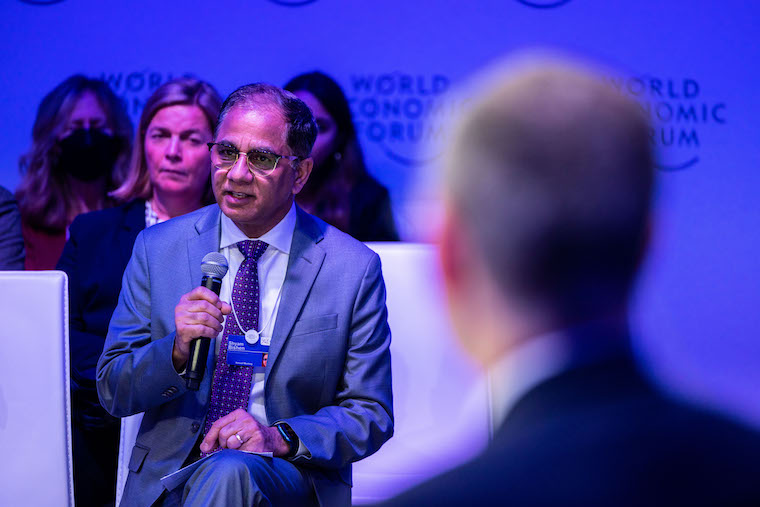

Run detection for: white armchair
[[0, 271, 74, 506], [352, 243, 491, 504]]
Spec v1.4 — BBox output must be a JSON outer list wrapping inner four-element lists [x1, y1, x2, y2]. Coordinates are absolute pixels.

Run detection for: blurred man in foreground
[[386, 58, 760, 505]]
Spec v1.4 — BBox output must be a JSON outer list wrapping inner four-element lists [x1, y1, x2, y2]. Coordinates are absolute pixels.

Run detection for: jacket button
[[191, 422, 200, 432]]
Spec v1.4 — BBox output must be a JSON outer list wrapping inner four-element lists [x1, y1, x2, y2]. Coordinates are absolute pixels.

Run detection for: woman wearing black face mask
[[15, 75, 132, 270]]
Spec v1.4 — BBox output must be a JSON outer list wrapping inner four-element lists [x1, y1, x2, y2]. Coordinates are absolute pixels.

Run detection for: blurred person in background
[[383, 58, 760, 505], [0, 185, 25, 269], [16, 75, 132, 270], [285, 71, 399, 241], [57, 77, 222, 507]]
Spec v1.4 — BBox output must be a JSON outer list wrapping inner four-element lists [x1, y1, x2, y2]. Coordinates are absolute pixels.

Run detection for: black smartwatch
[[275, 422, 299, 458]]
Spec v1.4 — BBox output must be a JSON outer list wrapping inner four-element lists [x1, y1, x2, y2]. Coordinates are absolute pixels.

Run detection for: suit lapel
[[185, 205, 222, 379], [186, 205, 222, 289], [267, 207, 325, 375]]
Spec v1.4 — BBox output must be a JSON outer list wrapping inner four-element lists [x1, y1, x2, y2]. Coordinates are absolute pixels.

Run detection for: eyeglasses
[[207, 142, 300, 176]]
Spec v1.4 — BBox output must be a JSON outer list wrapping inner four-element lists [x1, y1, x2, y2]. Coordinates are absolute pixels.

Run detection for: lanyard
[[229, 283, 284, 345]]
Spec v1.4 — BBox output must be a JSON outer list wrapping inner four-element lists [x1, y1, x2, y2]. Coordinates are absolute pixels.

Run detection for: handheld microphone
[[186, 252, 229, 390]]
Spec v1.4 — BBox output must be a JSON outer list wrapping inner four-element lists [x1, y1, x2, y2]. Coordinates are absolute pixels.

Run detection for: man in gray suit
[[97, 83, 393, 506]]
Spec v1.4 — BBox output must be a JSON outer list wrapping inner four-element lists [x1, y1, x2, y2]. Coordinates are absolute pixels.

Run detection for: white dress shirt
[[216, 203, 296, 425], [488, 331, 570, 432]]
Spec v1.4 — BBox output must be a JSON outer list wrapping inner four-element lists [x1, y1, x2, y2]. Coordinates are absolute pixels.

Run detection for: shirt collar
[[144, 199, 166, 228], [220, 202, 297, 255], [488, 317, 630, 431], [488, 330, 570, 431]]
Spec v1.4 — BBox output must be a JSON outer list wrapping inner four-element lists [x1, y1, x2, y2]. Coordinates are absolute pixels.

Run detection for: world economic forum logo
[[266, 0, 319, 6], [348, 72, 464, 166], [515, 0, 573, 8], [17, 0, 66, 5], [606, 75, 727, 171], [99, 69, 194, 123]]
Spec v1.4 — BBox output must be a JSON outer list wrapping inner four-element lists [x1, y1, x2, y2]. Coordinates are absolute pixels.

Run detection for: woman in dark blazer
[[284, 71, 400, 241], [57, 77, 221, 507]]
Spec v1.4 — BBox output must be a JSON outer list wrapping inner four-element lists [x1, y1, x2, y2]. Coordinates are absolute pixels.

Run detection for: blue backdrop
[[1, 0, 759, 427]]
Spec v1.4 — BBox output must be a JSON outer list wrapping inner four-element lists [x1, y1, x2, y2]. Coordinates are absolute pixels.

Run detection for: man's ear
[[292, 157, 313, 195], [439, 208, 467, 296], [439, 207, 516, 367], [439, 207, 495, 365]]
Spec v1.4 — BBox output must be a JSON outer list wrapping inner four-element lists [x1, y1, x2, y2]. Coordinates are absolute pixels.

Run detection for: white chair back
[[351, 243, 491, 504], [116, 412, 143, 506], [0, 271, 74, 506]]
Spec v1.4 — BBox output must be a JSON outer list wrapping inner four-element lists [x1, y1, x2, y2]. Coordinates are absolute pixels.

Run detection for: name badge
[[227, 334, 270, 371]]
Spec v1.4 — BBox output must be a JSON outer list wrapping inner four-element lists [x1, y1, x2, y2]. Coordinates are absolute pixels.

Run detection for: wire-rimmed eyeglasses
[[208, 142, 300, 176]]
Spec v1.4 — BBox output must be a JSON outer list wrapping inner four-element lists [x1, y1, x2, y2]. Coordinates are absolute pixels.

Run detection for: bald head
[[445, 62, 654, 325]]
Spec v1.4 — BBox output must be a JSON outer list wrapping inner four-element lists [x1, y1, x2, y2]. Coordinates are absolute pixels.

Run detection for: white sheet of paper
[[160, 451, 274, 491]]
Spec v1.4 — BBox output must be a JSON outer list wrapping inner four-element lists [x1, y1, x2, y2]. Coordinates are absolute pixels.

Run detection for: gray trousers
[[159, 450, 316, 506]]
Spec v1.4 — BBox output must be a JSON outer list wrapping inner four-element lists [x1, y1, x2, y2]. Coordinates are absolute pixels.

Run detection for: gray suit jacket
[[97, 204, 394, 506]]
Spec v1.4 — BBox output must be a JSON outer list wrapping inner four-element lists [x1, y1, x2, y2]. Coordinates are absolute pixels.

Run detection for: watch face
[[277, 424, 293, 442], [276, 423, 298, 457]]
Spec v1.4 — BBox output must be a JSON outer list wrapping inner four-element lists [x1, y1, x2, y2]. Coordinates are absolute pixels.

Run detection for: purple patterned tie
[[201, 240, 268, 455]]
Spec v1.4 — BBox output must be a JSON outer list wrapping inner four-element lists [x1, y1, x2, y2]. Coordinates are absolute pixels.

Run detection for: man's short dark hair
[[446, 62, 654, 324], [216, 83, 317, 160]]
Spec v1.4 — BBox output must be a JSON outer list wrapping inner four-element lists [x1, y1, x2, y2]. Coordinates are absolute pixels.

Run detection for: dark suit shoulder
[[385, 357, 760, 506], [298, 205, 378, 259], [69, 199, 145, 234], [496, 356, 760, 466], [59, 199, 145, 272], [349, 174, 399, 242], [315, 214, 381, 272]]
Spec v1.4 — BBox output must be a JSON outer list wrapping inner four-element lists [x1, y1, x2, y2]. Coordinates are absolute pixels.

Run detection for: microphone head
[[201, 252, 229, 279]]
